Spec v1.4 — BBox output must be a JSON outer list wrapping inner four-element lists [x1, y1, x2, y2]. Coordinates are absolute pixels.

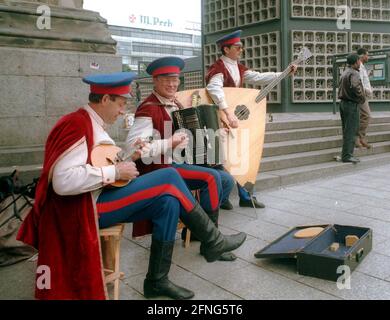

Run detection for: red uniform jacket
[[205, 58, 248, 87], [132, 93, 175, 237], [17, 109, 107, 300]]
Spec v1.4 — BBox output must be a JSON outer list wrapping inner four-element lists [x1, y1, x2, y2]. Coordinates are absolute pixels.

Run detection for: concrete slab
[[346, 205, 390, 222], [297, 271, 390, 300], [211, 264, 338, 300], [234, 219, 289, 242], [172, 242, 251, 282], [356, 252, 390, 280], [125, 264, 242, 300], [0, 259, 36, 300], [3, 163, 390, 300], [374, 239, 390, 257], [117, 282, 146, 300], [119, 238, 150, 279], [290, 184, 390, 211], [364, 219, 390, 237], [267, 188, 360, 211], [253, 207, 324, 228]]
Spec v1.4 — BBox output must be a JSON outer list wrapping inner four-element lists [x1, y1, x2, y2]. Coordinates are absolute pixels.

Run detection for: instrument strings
[[255, 62, 295, 103]]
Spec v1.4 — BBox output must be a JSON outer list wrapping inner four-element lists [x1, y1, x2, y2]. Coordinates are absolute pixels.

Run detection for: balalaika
[[172, 104, 221, 165]]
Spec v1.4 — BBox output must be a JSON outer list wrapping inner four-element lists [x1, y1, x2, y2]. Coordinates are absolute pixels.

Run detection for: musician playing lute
[[126, 56, 242, 262], [205, 30, 298, 210]]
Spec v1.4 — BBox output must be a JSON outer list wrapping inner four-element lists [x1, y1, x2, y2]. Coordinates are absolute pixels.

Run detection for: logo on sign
[[129, 14, 136, 23], [129, 14, 173, 28]]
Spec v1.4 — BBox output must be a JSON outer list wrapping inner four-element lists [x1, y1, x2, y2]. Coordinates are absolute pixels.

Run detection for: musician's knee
[[158, 167, 182, 181], [154, 195, 180, 220], [156, 167, 190, 193], [219, 171, 235, 191]]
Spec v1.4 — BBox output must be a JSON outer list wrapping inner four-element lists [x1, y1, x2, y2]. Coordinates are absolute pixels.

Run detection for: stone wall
[[9, 0, 84, 8], [0, 1, 116, 53], [0, 46, 126, 147]]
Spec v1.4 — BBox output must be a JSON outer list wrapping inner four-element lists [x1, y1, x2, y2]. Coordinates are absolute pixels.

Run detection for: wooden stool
[[177, 220, 191, 248], [99, 223, 125, 300]]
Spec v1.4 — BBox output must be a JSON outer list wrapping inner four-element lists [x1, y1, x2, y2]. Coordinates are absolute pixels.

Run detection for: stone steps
[[263, 131, 390, 157], [261, 140, 390, 172], [256, 152, 390, 191], [0, 164, 42, 184], [264, 116, 390, 131], [264, 123, 390, 143], [0, 146, 44, 167], [2, 114, 390, 191], [255, 114, 390, 191]]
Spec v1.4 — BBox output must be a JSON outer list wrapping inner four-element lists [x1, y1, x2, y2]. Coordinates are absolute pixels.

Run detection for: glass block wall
[[291, 30, 349, 103], [203, 0, 281, 103], [202, 0, 390, 110]]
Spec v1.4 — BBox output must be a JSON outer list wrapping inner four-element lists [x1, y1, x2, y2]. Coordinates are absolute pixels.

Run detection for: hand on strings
[[170, 132, 189, 149], [115, 161, 139, 181], [131, 138, 152, 161], [169, 132, 189, 149], [225, 110, 239, 128], [289, 64, 298, 76]]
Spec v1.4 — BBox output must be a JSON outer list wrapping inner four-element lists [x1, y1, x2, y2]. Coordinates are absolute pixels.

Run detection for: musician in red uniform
[[17, 72, 246, 300], [206, 30, 298, 210], [127, 57, 238, 261]]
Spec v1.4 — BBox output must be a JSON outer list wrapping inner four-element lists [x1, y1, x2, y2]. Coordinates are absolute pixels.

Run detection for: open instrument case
[[254, 224, 372, 281]]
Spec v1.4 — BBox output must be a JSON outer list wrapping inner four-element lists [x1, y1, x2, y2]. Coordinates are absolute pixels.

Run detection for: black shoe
[[144, 238, 194, 300], [342, 157, 360, 164], [200, 232, 246, 262], [180, 203, 247, 263], [239, 197, 265, 208], [181, 209, 220, 242], [220, 199, 233, 210], [199, 250, 237, 261], [144, 278, 194, 300], [199, 210, 237, 261]]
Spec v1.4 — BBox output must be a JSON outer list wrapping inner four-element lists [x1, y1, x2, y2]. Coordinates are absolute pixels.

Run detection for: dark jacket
[[338, 66, 365, 104]]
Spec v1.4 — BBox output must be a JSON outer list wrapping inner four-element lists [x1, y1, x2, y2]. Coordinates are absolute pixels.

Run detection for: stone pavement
[[2, 163, 390, 300]]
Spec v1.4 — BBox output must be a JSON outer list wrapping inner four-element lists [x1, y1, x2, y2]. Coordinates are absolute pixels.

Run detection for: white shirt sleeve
[[243, 70, 282, 86], [360, 66, 373, 97], [126, 116, 170, 159], [206, 73, 229, 110], [52, 141, 116, 196]]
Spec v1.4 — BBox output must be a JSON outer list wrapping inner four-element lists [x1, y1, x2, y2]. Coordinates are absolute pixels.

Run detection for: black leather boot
[[200, 210, 237, 262], [180, 203, 246, 263], [220, 199, 233, 210], [144, 238, 194, 300], [180, 210, 220, 242]]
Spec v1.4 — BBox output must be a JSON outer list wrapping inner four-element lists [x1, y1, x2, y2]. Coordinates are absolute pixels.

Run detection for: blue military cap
[[146, 57, 185, 77], [216, 30, 243, 47], [82, 72, 137, 98]]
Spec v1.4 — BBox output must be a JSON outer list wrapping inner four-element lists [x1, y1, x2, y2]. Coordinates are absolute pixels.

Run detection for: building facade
[[202, 0, 390, 112], [109, 25, 202, 74], [108, 25, 204, 109]]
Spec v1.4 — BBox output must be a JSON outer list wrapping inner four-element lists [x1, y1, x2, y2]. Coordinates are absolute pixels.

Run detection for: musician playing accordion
[[205, 29, 298, 210], [126, 56, 238, 262]]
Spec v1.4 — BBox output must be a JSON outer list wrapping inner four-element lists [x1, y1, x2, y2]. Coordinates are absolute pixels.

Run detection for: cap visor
[[156, 73, 180, 77], [119, 93, 132, 99]]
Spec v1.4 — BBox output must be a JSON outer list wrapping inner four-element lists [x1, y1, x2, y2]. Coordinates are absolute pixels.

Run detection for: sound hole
[[235, 105, 250, 120]]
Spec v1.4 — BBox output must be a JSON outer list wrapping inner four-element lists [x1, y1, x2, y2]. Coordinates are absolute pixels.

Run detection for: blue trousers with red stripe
[[172, 163, 234, 213], [97, 168, 196, 241]]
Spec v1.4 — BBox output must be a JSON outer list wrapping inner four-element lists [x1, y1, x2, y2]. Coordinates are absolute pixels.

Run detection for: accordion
[[172, 104, 221, 165]]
